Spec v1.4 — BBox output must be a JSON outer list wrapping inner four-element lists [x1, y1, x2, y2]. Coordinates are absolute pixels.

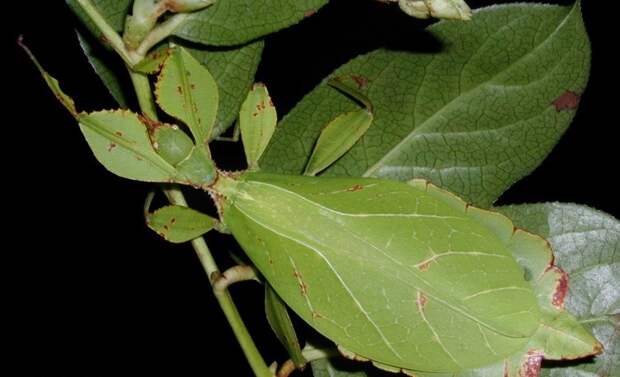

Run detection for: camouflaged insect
[[214, 172, 602, 375]]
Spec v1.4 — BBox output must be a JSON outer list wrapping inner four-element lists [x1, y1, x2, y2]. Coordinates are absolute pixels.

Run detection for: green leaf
[[240, 83, 277, 170], [260, 2, 590, 208], [66, 0, 131, 38], [155, 47, 219, 150], [146, 204, 217, 243], [76, 31, 129, 107], [133, 45, 172, 74], [78, 110, 178, 182], [498, 203, 619, 377], [172, 0, 328, 46], [181, 40, 264, 139], [304, 109, 373, 176], [265, 284, 306, 368]]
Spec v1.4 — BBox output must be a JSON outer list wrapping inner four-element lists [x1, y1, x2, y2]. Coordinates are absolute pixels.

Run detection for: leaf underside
[[172, 0, 328, 46], [259, 3, 590, 208]]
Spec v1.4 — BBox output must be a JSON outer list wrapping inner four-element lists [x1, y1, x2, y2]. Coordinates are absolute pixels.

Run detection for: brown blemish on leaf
[[417, 260, 432, 272], [293, 270, 308, 296], [304, 9, 316, 18], [346, 184, 364, 192], [107, 143, 117, 152], [311, 310, 323, 319], [350, 75, 369, 89], [553, 91, 581, 111], [552, 270, 569, 308], [115, 131, 123, 137], [177, 86, 183, 95], [170, 218, 176, 225], [520, 352, 542, 377], [503, 360, 510, 377], [416, 291, 428, 310]]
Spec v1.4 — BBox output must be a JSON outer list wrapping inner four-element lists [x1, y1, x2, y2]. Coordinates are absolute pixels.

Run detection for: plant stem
[[129, 68, 272, 377], [128, 70, 158, 120], [74, 0, 138, 66], [136, 13, 190, 57]]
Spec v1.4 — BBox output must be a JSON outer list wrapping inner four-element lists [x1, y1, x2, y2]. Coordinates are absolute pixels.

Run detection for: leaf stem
[[128, 70, 158, 120], [136, 13, 190, 57], [74, 0, 139, 66], [128, 66, 272, 377]]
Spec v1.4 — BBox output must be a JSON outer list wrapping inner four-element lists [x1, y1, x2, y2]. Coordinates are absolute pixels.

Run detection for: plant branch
[[74, 0, 139, 66]]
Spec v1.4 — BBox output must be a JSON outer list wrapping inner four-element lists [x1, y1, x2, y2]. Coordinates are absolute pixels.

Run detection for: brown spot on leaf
[[350, 75, 369, 89], [346, 184, 364, 192], [304, 9, 316, 18], [312, 310, 323, 319], [177, 86, 183, 95], [553, 91, 581, 111], [417, 291, 428, 310], [520, 353, 542, 377], [115, 131, 123, 137], [170, 218, 176, 225], [418, 260, 432, 272], [107, 143, 117, 152], [552, 270, 569, 308]]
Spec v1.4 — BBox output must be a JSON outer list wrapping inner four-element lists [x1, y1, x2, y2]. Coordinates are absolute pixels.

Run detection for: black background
[[8, 0, 616, 375]]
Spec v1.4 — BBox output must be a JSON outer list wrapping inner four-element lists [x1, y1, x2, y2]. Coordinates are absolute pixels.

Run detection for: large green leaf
[[66, 0, 131, 37], [76, 31, 129, 107], [182, 40, 264, 139], [498, 203, 619, 377], [172, 0, 328, 46], [260, 2, 590, 208]]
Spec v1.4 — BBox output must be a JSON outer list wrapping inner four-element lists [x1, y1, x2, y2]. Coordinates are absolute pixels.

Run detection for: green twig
[[74, 0, 139, 66]]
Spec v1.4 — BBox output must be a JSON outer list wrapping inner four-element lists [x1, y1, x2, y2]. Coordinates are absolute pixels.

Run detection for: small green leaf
[[175, 147, 217, 186], [76, 31, 129, 107], [260, 2, 591, 208], [152, 124, 194, 166], [172, 0, 328, 46], [176, 39, 264, 139], [147, 205, 217, 243], [133, 45, 172, 74], [304, 109, 373, 176], [155, 47, 218, 150], [78, 110, 178, 182], [498, 203, 619, 377], [265, 284, 306, 369], [239, 83, 277, 169]]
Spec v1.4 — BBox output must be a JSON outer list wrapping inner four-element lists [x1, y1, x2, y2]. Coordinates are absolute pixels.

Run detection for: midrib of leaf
[[364, 6, 575, 177], [176, 54, 206, 144], [79, 114, 177, 176]]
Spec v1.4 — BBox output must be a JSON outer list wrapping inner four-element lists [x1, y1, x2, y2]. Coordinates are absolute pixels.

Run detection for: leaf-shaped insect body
[[217, 173, 535, 371], [213, 173, 600, 373]]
